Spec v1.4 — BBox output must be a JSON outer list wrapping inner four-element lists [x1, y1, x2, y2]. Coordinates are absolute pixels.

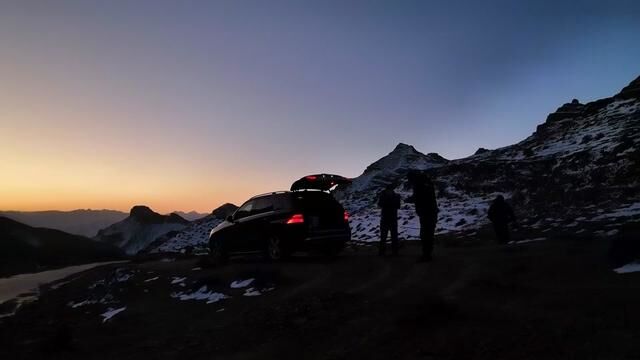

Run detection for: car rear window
[[254, 193, 294, 213], [293, 191, 343, 212]]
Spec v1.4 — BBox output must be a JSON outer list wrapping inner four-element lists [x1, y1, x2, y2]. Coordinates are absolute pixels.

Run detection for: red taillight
[[305, 175, 317, 181], [343, 210, 349, 222], [286, 214, 304, 224]]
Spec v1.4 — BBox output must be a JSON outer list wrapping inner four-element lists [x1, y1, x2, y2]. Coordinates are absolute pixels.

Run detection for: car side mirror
[[226, 215, 234, 222]]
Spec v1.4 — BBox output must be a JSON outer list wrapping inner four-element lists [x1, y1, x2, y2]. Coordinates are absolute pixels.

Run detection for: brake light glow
[[344, 210, 350, 222], [286, 214, 305, 224], [305, 175, 317, 181]]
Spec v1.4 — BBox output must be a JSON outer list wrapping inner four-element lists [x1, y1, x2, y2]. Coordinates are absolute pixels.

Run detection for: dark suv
[[208, 174, 351, 263]]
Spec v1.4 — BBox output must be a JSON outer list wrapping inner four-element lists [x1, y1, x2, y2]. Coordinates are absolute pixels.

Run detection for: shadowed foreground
[[1, 236, 639, 360]]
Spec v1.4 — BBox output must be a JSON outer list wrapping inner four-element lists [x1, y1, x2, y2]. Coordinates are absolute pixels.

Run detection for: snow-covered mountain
[[145, 203, 238, 254], [339, 76, 640, 242], [94, 206, 190, 255]]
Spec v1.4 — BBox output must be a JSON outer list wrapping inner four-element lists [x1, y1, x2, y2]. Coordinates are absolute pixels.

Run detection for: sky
[[1, 0, 639, 213]]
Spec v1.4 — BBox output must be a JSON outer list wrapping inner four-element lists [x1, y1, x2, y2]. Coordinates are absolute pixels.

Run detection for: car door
[[227, 199, 257, 252], [240, 197, 275, 252]]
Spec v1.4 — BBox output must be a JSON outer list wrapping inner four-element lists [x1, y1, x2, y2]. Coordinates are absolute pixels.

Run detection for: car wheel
[[209, 239, 228, 265], [266, 236, 285, 261]]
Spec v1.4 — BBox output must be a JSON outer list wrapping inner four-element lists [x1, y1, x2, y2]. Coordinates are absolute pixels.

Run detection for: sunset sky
[[1, 0, 639, 213]]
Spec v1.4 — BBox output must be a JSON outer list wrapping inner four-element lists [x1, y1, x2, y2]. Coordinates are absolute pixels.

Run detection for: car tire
[[209, 239, 228, 266]]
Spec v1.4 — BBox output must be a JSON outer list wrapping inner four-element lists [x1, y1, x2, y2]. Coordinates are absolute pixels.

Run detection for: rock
[[615, 75, 640, 100]]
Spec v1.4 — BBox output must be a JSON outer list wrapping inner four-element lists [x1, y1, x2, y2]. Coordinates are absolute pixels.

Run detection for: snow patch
[[101, 307, 126, 323], [171, 277, 187, 285], [171, 286, 228, 304], [509, 237, 547, 245], [613, 262, 640, 274], [230, 278, 254, 289], [243, 288, 262, 297]]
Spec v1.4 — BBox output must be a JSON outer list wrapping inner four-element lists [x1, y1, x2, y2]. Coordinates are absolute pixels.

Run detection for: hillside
[[94, 206, 190, 255], [0, 217, 123, 276], [146, 203, 239, 254], [0, 210, 128, 238], [338, 76, 640, 242]]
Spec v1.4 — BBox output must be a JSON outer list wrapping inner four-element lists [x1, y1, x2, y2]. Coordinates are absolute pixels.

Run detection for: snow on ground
[[613, 262, 640, 274], [591, 203, 640, 221], [171, 286, 228, 304], [509, 238, 547, 245], [243, 288, 262, 297], [230, 278, 254, 289], [344, 190, 500, 242], [68, 299, 96, 308], [170, 277, 187, 285], [152, 216, 224, 253], [101, 307, 126, 323]]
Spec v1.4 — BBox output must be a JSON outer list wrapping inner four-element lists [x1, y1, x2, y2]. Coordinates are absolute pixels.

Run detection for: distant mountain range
[[0, 216, 123, 276], [0, 209, 209, 238]]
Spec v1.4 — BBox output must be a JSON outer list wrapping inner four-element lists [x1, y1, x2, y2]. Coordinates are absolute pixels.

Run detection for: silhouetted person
[[378, 183, 401, 256], [488, 195, 516, 244], [407, 171, 438, 262]]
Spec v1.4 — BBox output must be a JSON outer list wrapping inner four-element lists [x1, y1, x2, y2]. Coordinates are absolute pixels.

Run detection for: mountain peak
[[211, 203, 239, 219], [391, 143, 418, 154], [129, 205, 157, 220], [616, 75, 640, 100]]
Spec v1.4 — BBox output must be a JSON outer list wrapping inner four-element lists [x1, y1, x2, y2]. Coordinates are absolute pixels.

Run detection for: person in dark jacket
[[378, 183, 401, 256], [407, 171, 438, 262], [488, 195, 516, 244]]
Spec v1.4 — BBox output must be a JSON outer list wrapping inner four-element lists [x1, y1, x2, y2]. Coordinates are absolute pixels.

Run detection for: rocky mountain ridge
[[339, 76, 640, 242], [94, 206, 190, 255]]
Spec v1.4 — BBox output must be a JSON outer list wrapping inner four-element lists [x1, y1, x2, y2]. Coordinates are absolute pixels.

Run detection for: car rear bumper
[[300, 229, 350, 249]]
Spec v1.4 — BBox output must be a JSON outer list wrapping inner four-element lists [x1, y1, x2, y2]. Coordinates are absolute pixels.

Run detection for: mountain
[[94, 206, 190, 255], [0, 209, 128, 237], [0, 217, 123, 276], [145, 203, 239, 253], [172, 211, 209, 221], [338, 76, 640, 242]]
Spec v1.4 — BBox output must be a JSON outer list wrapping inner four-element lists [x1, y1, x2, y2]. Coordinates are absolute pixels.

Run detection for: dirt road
[[1, 239, 639, 359]]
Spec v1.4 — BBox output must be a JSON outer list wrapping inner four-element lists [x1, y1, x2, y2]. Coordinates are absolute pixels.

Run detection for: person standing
[[488, 195, 516, 244], [407, 171, 439, 262], [378, 183, 401, 256]]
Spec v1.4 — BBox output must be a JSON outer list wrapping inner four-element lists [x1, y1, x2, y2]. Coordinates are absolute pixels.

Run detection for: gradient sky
[[1, 0, 639, 213]]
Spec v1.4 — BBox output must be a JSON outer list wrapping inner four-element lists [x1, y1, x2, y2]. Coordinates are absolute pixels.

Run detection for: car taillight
[[343, 210, 349, 222], [286, 214, 304, 224]]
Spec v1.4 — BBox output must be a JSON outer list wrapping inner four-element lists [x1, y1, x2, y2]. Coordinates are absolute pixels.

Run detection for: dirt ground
[[1, 237, 639, 360]]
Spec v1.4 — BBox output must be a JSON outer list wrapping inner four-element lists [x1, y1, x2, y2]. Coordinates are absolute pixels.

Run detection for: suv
[[208, 174, 351, 263]]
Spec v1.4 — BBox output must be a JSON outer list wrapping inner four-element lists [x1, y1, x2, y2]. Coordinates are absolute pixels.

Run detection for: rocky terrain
[[338, 76, 640, 242], [145, 203, 238, 254]]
